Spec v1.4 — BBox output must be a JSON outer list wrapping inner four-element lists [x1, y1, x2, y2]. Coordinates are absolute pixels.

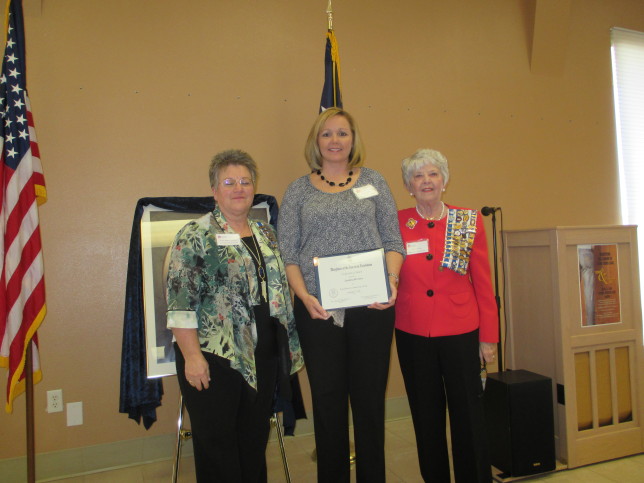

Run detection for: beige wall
[[2, 0, 644, 459]]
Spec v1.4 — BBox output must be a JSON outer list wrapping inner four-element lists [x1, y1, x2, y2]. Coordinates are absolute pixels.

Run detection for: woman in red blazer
[[395, 148, 498, 482]]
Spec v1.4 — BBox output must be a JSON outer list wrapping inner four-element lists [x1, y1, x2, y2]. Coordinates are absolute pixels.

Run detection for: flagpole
[[26, 341, 36, 483], [2, 12, 46, 482]]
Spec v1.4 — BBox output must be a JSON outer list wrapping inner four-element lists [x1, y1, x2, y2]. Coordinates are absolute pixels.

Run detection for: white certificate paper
[[314, 248, 391, 310]]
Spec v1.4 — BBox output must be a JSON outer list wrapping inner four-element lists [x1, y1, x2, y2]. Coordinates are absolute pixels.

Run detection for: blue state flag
[[320, 30, 342, 111]]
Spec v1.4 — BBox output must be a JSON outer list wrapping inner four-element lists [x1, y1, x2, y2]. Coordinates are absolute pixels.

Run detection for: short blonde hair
[[304, 107, 366, 170], [401, 149, 450, 189]]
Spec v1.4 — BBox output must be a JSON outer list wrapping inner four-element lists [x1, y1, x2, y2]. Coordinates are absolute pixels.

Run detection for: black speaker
[[484, 369, 556, 477]]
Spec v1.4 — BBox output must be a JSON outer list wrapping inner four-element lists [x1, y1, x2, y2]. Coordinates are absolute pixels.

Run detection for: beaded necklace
[[415, 201, 445, 221], [314, 169, 353, 187]]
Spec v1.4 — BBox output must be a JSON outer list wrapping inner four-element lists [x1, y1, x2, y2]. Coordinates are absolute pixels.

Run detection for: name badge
[[352, 184, 379, 199], [216, 233, 241, 246], [406, 239, 429, 255]]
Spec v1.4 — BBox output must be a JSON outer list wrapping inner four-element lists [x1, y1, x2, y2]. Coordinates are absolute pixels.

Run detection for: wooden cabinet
[[503, 226, 644, 468]]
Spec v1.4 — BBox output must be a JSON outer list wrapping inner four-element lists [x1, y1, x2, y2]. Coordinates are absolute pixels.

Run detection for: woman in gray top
[[278, 107, 404, 482]]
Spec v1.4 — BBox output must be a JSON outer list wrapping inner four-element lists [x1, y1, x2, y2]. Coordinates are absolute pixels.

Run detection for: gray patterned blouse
[[278, 167, 404, 297]]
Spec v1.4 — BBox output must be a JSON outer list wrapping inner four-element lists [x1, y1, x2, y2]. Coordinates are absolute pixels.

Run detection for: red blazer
[[395, 205, 499, 342]]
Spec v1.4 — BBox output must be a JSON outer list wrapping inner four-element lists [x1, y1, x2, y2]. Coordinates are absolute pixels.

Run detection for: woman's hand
[[184, 353, 211, 391], [303, 293, 331, 320], [479, 341, 497, 365], [172, 328, 211, 391], [368, 282, 398, 310], [285, 264, 330, 320], [369, 254, 402, 310]]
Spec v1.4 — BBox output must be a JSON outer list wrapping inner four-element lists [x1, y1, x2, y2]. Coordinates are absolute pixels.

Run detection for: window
[[611, 27, 644, 334]]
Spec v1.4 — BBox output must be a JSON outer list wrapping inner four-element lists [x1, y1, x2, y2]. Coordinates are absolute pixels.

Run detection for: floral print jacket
[[166, 207, 303, 390]]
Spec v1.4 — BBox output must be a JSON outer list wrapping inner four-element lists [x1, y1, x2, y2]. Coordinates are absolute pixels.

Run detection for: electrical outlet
[[47, 389, 63, 413]]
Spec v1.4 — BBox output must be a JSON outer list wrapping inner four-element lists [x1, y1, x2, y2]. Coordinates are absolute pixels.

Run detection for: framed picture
[[578, 243, 622, 327], [140, 201, 271, 378]]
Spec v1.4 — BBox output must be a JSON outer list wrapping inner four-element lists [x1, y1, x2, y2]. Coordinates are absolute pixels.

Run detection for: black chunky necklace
[[315, 169, 353, 187]]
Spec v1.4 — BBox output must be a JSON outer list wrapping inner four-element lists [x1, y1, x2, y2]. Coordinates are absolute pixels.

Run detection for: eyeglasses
[[221, 177, 253, 188]]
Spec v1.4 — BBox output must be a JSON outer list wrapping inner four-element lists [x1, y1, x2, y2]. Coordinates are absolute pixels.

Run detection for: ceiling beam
[[531, 0, 573, 76]]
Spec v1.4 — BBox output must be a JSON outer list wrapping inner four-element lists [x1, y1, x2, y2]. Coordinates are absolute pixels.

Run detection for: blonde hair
[[304, 107, 366, 170]]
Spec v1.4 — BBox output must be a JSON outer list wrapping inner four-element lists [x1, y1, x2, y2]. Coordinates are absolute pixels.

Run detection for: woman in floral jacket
[[166, 149, 303, 482]]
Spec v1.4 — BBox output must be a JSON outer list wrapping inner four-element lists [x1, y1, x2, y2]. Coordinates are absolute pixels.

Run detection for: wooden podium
[[503, 225, 644, 468]]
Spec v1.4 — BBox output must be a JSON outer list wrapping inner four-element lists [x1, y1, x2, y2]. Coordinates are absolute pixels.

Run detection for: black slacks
[[396, 328, 492, 483], [175, 343, 278, 483], [295, 296, 395, 483]]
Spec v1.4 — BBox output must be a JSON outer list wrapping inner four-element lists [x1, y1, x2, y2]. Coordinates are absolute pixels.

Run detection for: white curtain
[[611, 27, 644, 335]]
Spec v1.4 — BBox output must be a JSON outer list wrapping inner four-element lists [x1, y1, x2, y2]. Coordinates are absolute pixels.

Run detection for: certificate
[[314, 248, 391, 310]]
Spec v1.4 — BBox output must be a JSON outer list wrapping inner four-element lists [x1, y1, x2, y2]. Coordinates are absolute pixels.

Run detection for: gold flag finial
[[326, 0, 333, 31]]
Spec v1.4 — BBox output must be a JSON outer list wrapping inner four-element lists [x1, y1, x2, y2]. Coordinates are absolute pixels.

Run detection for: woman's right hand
[[284, 265, 330, 320], [184, 353, 211, 391], [303, 293, 330, 320]]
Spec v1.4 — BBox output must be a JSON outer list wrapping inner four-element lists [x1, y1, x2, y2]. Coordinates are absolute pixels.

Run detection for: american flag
[[0, 0, 47, 413]]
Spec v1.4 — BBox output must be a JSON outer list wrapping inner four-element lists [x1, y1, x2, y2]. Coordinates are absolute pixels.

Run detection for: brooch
[[406, 218, 418, 230], [257, 222, 278, 250]]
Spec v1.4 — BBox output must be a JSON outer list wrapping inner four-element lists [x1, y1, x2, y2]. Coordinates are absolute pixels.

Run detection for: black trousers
[[295, 297, 395, 483], [395, 329, 491, 483], [175, 344, 278, 483]]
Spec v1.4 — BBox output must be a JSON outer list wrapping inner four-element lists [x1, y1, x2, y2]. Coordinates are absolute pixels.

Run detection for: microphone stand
[[489, 210, 503, 371]]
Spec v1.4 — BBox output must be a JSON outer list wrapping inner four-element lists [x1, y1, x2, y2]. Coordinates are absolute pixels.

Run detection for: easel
[[171, 395, 292, 483]]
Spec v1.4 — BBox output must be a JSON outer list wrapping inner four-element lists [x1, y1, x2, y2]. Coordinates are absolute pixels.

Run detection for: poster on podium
[[578, 243, 621, 327]]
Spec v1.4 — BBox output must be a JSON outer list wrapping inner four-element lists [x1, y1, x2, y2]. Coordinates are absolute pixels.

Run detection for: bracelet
[[388, 272, 399, 283]]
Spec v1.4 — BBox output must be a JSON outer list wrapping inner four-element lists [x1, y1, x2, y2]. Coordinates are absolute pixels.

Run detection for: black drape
[[118, 195, 282, 428]]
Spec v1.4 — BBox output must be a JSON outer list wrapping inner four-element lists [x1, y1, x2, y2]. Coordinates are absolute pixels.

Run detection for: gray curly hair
[[401, 148, 449, 189]]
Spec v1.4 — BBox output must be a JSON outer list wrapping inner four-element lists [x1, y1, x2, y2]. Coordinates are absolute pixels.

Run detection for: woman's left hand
[[368, 283, 397, 310], [479, 342, 497, 364]]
